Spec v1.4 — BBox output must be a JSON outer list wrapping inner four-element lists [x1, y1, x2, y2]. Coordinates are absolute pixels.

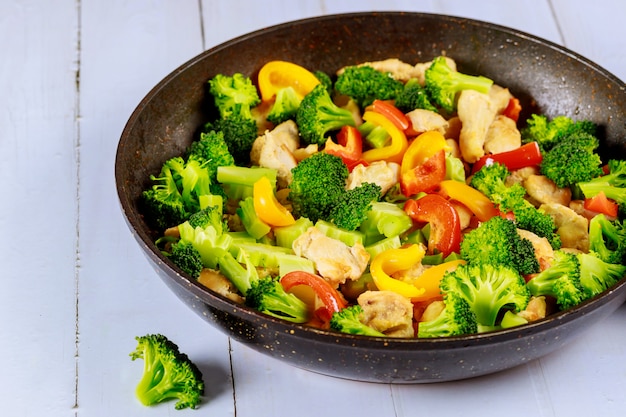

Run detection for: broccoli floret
[[540, 132, 603, 188], [295, 84, 356, 146], [130, 334, 204, 410], [289, 152, 349, 223], [460, 215, 540, 276], [417, 293, 478, 338], [188, 204, 226, 234], [167, 241, 204, 279], [266, 86, 302, 125], [359, 201, 413, 242], [313, 70, 333, 93], [207, 73, 260, 120], [440, 263, 530, 327], [245, 276, 310, 323], [521, 114, 597, 152], [329, 305, 385, 337], [141, 157, 212, 230], [470, 162, 561, 248], [357, 120, 390, 149], [588, 214, 626, 264], [329, 182, 382, 231], [203, 114, 258, 166], [577, 252, 626, 299], [526, 250, 585, 310], [394, 78, 437, 113], [578, 159, 626, 215], [187, 130, 235, 182], [334, 65, 404, 109], [424, 56, 493, 113]]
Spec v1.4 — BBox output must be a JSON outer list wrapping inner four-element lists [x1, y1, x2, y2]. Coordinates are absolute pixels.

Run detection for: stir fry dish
[[141, 56, 626, 338]]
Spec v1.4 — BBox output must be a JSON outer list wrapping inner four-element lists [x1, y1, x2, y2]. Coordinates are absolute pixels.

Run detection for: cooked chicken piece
[[523, 174, 572, 207], [346, 161, 400, 195], [488, 84, 514, 115], [516, 229, 554, 271], [292, 227, 370, 287], [197, 268, 244, 303], [446, 138, 462, 159], [451, 201, 473, 230], [336, 58, 423, 82], [358, 290, 415, 337], [505, 166, 540, 187], [483, 115, 522, 154], [420, 300, 445, 322], [250, 120, 300, 188], [457, 89, 495, 163], [405, 108, 449, 135], [539, 203, 590, 252], [413, 57, 457, 85], [517, 296, 547, 322]]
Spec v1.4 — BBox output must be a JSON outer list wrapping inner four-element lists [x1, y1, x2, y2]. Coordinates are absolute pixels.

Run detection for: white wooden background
[[2, 1, 626, 416]]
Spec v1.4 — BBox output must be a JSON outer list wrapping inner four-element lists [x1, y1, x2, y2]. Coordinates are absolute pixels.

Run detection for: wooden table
[[3, 1, 626, 415]]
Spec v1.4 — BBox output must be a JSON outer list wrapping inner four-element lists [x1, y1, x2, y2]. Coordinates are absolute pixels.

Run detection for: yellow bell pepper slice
[[257, 60, 321, 102], [438, 180, 499, 222], [400, 130, 450, 174], [369, 244, 426, 298], [411, 259, 466, 301], [253, 176, 295, 227], [361, 111, 409, 164]]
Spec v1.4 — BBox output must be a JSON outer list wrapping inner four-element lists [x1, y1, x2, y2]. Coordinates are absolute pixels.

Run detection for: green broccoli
[[424, 56, 493, 113], [203, 114, 258, 166], [167, 241, 204, 279], [417, 293, 478, 338], [329, 182, 382, 231], [357, 120, 390, 149], [588, 214, 626, 264], [577, 252, 626, 299], [289, 152, 349, 223], [540, 132, 603, 188], [440, 263, 530, 328], [334, 65, 404, 109], [526, 250, 584, 310], [578, 159, 626, 216], [141, 156, 212, 230], [295, 84, 356, 146], [329, 305, 385, 336], [236, 196, 271, 239], [460, 215, 540, 276], [266, 86, 302, 125], [394, 77, 437, 113], [207, 73, 260, 119], [470, 162, 561, 248], [521, 114, 597, 152], [245, 275, 310, 322], [130, 334, 204, 410], [313, 69, 333, 93], [359, 201, 413, 243], [187, 130, 235, 182]]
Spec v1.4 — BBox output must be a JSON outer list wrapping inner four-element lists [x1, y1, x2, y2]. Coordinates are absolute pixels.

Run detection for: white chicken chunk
[[250, 120, 300, 188], [358, 290, 415, 337], [483, 115, 522, 154], [292, 227, 370, 287], [457, 89, 495, 163], [539, 203, 590, 252], [523, 174, 572, 207], [405, 109, 449, 136], [346, 161, 400, 195], [516, 229, 554, 271], [488, 84, 514, 115]]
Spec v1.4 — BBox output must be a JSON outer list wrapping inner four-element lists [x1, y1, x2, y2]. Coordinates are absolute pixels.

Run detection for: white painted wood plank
[[0, 1, 79, 415], [77, 1, 234, 415]]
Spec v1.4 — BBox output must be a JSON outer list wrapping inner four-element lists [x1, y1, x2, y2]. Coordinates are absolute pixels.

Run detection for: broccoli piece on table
[[187, 130, 235, 182], [329, 182, 382, 231], [207, 73, 260, 120], [540, 132, 603, 188], [577, 252, 626, 299], [578, 159, 626, 216], [440, 262, 530, 327], [295, 83, 356, 146], [521, 114, 597, 152], [330, 305, 385, 337], [130, 334, 204, 410], [470, 162, 561, 249], [394, 77, 437, 113], [588, 214, 626, 264], [266, 86, 302, 125], [334, 65, 404, 109], [289, 152, 349, 223], [460, 215, 540, 276], [424, 56, 493, 113], [245, 275, 310, 322], [526, 250, 585, 310], [417, 293, 478, 338]]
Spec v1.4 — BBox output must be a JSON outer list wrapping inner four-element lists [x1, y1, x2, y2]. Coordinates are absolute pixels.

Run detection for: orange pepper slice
[[257, 60, 321, 102], [253, 176, 295, 227], [361, 111, 408, 164]]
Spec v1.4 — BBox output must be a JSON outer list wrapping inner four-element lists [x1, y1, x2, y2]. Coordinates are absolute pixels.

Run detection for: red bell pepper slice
[[400, 149, 446, 196], [370, 99, 410, 131], [404, 194, 461, 257], [324, 125, 363, 168], [584, 191, 618, 218], [471, 141, 542, 174], [503, 97, 522, 122], [280, 271, 347, 319]]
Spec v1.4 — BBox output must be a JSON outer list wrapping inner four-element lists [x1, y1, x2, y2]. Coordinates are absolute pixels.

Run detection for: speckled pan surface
[[115, 12, 626, 383]]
